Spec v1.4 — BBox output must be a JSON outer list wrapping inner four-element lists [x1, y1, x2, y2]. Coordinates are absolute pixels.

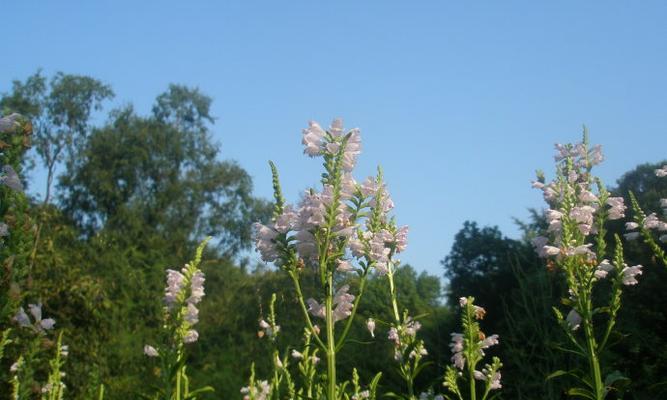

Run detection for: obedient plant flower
[[13, 303, 56, 334], [143, 239, 214, 399], [251, 118, 408, 399], [444, 296, 502, 399], [532, 130, 645, 399], [625, 164, 667, 267], [1, 165, 23, 192]]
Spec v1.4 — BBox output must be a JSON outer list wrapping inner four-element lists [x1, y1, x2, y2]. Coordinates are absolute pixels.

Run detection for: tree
[[0, 71, 114, 203], [59, 87, 270, 257]]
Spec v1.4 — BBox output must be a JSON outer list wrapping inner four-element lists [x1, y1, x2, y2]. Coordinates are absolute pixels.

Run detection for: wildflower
[[333, 285, 355, 322], [566, 309, 581, 330], [337, 259, 354, 272], [473, 305, 486, 320], [594, 259, 614, 279], [388, 327, 400, 345], [489, 371, 502, 389], [291, 349, 303, 359], [458, 297, 468, 307], [302, 121, 326, 156], [625, 222, 639, 231], [644, 213, 660, 229], [606, 197, 626, 220], [624, 232, 640, 241], [0, 114, 20, 132], [452, 351, 465, 370], [473, 370, 486, 380], [183, 330, 199, 343], [252, 223, 279, 262], [532, 236, 549, 257], [542, 245, 561, 256], [621, 265, 643, 285], [15, 304, 56, 333], [449, 333, 464, 353], [164, 269, 185, 308], [480, 334, 499, 349], [144, 345, 159, 357], [366, 318, 376, 338], [1, 165, 23, 192], [655, 165, 667, 177]]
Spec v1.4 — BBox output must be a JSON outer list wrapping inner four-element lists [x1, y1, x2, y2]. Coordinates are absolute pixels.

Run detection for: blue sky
[[2, 1, 667, 277]]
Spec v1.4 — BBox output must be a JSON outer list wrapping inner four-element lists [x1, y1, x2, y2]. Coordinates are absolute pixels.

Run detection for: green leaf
[[566, 387, 596, 399]]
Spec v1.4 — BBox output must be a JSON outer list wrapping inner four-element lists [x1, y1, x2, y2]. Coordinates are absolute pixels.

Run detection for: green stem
[[288, 270, 327, 351], [387, 269, 401, 323], [583, 315, 604, 399], [325, 272, 337, 400], [335, 269, 369, 351]]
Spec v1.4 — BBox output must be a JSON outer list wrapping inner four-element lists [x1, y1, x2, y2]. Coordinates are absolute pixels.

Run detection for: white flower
[[337, 260, 354, 272], [489, 371, 502, 390], [1, 165, 23, 192], [542, 245, 561, 256], [291, 350, 303, 359], [625, 222, 640, 231], [655, 165, 667, 177], [480, 334, 499, 349], [302, 121, 326, 156], [449, 333, 464, 353], [366, 318, 376, 338], [458, 297, 468, 307], [144, 345, 159, 357], [594, 259, 614, 279], [183, 329, 199, 343], [566, 309, 582, 330], [621, 265, 643, 285], [624, 232, 640, 241], [473, 370, 486, 380], [606, 197, 626, 220]]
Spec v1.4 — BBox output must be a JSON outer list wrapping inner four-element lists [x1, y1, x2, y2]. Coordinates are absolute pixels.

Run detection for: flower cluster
[[162, 262, 205, 344], [14, 303, 56, 334], [625, 165, 667, 244], [252, 118, 408, 310], [241, 379, 271, 400], [444, 297, 502, 398], [307, 284, 355, 323], [387, 315, 425, 361]]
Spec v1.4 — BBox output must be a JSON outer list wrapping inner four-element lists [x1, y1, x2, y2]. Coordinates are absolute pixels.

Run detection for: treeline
[[0, 71, 665, 399]]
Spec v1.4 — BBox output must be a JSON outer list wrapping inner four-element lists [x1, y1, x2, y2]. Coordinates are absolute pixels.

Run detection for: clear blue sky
[[2, 1, 667, 277]]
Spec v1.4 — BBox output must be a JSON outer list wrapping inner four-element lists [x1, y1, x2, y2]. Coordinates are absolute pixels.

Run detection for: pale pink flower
[[449, 332, 463, 351], [594, 259, 613, 279], [291, 349, 303, 359], [606, 197, 626, 220], [542, 245, 561, 256], [625, 222, 640, 231], [302, 121, 326, 156], [473, 370, 486, 380], [566, 309, 581, 330], [252, 223, 279, 262], [480, 334, 499, 349], [144, 345, 159, 357], [366, 318, 376, 337], [337, 260, 354, 272], [621, 265, 643, 285], [458, 297, 468, 307], [489, 371, 502, 390]]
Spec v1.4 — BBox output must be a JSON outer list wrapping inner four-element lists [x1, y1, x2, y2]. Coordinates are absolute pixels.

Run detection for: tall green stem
[[583, 319, 604, 400], [325, 272, 337, 400]]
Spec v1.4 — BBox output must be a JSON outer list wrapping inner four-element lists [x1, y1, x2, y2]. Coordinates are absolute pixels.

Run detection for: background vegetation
[[1, 71, 665, 399]]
